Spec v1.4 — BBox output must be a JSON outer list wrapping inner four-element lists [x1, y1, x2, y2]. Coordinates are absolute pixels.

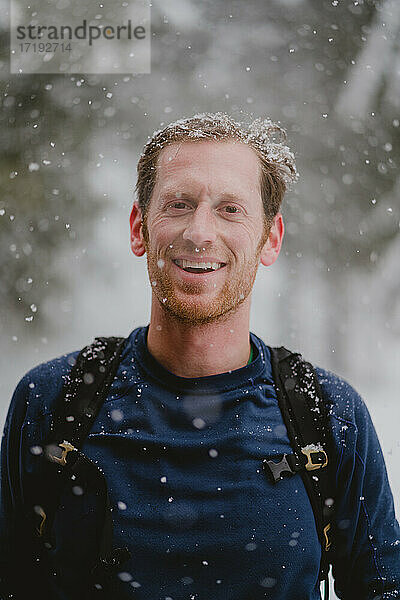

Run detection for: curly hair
[[136, 112, 298, 226]]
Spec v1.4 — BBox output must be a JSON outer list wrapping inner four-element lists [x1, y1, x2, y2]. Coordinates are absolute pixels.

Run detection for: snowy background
[[1, 1, 399, 596]]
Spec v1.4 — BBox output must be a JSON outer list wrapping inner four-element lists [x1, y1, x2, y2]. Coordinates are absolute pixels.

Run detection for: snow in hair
[[142, 112, 299, 189]]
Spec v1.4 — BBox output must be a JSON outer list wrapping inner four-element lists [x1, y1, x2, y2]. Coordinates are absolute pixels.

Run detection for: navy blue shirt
[[1, 326, 399, 599]]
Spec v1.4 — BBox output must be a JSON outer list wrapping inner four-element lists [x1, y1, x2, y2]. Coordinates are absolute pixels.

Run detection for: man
[[1, 113, 399, 600]]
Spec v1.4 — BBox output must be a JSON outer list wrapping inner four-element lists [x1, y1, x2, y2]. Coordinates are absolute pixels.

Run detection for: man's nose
[[182, 204, 217, 246]]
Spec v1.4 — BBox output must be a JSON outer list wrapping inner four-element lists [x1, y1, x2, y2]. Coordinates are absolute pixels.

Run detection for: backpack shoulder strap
[[50, 335, 127, 449], [31, 336, 131, 592], [268, 346, 336, 598]]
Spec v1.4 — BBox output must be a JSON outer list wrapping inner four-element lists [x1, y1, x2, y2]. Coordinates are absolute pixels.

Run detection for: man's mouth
[[173, 259, 226, 274]]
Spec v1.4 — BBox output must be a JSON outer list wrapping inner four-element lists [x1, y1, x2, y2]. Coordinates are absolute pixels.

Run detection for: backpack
[[26, 336, 336, 600]]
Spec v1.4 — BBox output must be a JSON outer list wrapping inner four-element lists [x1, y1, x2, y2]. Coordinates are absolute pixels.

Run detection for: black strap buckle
[[263, 453, 303, 483]]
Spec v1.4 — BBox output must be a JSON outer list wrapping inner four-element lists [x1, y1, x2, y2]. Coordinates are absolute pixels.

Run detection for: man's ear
[[260, 213, 284, 267], [129, 202, 146, 257]]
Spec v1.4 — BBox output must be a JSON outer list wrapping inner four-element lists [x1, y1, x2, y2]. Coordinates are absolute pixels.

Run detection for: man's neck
[[146, 298, 252, 378]]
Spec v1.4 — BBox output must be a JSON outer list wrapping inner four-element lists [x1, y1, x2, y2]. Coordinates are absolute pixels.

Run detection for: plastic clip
[[263, 453, 302, 483], [301, 446, 328, 471]]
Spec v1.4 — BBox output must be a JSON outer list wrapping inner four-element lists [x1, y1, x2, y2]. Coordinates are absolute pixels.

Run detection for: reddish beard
[[143, 223, 269, 325]]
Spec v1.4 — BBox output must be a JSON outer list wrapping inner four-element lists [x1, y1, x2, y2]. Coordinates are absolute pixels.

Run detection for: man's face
[[141, 140, 271, 325]]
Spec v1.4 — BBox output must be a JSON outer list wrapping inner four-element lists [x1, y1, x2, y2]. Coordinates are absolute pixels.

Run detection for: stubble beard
[[144, 229, 269, 326]]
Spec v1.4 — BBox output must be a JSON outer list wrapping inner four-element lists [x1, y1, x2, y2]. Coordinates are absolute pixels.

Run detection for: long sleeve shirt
[[1, 326, 399, 599]]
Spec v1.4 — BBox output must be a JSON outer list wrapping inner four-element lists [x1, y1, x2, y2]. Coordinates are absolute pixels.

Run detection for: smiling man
[[1, 113, 399, 600], [130, 135, 282, 376]]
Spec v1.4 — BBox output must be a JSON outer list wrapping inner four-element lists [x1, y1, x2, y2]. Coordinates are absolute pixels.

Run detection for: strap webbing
[[52, 336, 127, 447], [269, 346, 335, 588], [37, 336, 131, 594]]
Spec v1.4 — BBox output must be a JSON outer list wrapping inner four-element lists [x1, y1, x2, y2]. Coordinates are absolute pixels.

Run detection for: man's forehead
[[156, 139, 261, 180]]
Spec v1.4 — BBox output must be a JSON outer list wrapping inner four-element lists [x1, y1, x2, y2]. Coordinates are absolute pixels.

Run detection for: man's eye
[[170, 202, 189, 209], [223, 205, 239, 214]]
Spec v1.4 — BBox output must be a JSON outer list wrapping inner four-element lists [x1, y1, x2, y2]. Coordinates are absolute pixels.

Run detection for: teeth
[[175, 259, 224, 270]]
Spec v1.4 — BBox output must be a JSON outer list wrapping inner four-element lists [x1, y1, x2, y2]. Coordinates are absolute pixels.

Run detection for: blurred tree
[[0, 58, 107, 328]]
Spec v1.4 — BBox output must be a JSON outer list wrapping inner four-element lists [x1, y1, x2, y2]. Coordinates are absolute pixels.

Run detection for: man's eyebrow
[[157, 190, 247, 205], [158, 191, 192, 202], [218, 192, 245, 203]]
